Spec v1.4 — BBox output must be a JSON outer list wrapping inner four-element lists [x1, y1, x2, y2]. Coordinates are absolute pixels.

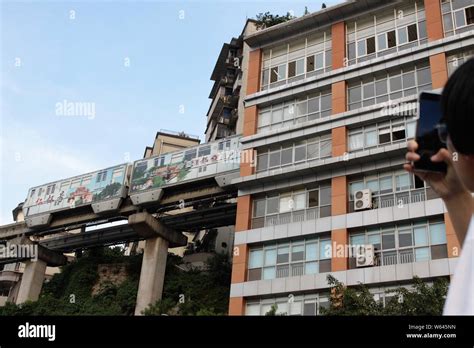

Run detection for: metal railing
[[252, 207, 321, 228], [349, 188, 428, 212], [378, 250, 414, 266]]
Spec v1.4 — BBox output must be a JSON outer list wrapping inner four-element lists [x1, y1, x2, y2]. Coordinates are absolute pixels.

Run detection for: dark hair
[[441, 57, 474, 155]]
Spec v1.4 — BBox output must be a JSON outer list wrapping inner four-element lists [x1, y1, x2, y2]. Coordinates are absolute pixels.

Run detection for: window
[[249, 250, 263, 268], [430, 223, 447, 245], [257, 153, 268, 172], [306, 55, 315, 72], [408, 24, 418, 42], [308, 190, 319, 207], [379, 127, 391, 144], [350, 221, 448, 268], [256, 135, 332, 171], [392, 124, 406, 141], [387, 30, 396, 48], [414, 226, 428, 246], [270, 64, 286, 83], [367, 37, 376, 54], [397, 27, 408, 45], [377, 33, 387, 50], [294, 144, 306, 162], [254, 199, 266, 217], [184, 149, 197, 162], [269, 150, 281, 168], [315, 52, 324, 70], [277, 246, 289, 263], [198, 145, 211, 157], [349, 132, 364, 151], [261, 31, 331, 90], [281, 147, 293, 166], [357, 40, 366, 57], [467, 7, 474, 25], [258, 92, 332, 132]]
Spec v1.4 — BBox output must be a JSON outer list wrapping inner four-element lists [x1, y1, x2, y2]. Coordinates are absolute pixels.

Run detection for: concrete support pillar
[[16, 259, 47, 304], [134, 236, 169, 315]]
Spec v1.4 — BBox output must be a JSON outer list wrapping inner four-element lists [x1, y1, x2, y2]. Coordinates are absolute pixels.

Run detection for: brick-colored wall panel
[[332, 126, 347, 158], [332, 22, 346, 69], [332, 176, 348, 216], [235, 195, 252, 232], [425, 0, 444, 41], [231, 262, 247, 283], [232, 244, 248, 265], [243, 105, 258, 137], [332, 81, 347, 115], [331, 228, 348, 271], [228, 297, 245, 315], [246, 50, 262, 95], [445, 212, 461, 258], [429, 53, 448, 89]]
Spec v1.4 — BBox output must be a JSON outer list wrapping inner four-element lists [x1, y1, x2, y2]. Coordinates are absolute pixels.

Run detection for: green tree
[[254, 11, 296, 30], [321, 275, 448, 316]]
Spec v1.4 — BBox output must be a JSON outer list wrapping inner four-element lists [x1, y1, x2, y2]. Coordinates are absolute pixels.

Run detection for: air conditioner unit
[[354, 189, 372, 211], [355, 244, 375, 267]]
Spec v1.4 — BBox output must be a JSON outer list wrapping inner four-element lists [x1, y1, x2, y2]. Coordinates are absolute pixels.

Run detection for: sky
[[0, 0, 339, 224]]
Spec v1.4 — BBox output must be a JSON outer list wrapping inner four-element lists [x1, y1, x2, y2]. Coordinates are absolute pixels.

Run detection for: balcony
[[251, 206, 332, 229], [348, 188, 438, 213]]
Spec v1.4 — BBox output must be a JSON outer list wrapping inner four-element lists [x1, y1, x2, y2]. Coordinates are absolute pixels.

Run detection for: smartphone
[[414, 92, 447, 173]]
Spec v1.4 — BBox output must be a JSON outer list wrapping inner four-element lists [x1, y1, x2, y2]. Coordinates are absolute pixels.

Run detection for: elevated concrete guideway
[[0, 167, 239, 313]]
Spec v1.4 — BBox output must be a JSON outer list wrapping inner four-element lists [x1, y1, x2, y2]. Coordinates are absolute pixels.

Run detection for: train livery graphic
[[129, 136, 241, 193], [19, 135, 243, 227], [22, 164, 129, 227]]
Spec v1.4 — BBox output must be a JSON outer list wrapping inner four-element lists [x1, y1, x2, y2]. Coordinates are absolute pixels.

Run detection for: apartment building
[[229, 0, 474, 315], [205, 20, 258, 142]]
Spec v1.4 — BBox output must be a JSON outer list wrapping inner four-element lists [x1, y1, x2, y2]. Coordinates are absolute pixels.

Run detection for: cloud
[[0, 124, 101, 225]]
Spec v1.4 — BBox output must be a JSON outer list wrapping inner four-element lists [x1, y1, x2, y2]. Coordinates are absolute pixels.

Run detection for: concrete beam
[[134, 236, 169, 315], [16, 259, 47, 304], [6, 237, 67, 267], [128, 212, 187, 248]]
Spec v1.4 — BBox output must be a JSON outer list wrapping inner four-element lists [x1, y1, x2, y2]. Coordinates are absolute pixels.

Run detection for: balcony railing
[[377, 250, 414, 266], [252, 207, 329, 229], [348, 188, 435, 213]]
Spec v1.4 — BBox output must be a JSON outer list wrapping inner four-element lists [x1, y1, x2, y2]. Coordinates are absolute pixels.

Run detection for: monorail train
[[21, 136, 242, 228]]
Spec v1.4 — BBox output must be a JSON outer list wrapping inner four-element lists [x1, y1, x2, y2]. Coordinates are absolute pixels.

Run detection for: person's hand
[[403, 140, 468, 202]]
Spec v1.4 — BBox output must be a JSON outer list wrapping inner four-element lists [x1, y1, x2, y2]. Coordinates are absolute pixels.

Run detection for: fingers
[[407, 140, 418, 152], [405, 151, 420, 162], [403, 163, 414, 172], [430, 148, 452, 165]]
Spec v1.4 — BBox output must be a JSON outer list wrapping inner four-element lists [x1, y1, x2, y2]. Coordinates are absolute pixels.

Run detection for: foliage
[[93, 182, 122, 200], [144, 253, 231, 316], [0, 246, 232, 317], [0, 247, 141, 316], [254, 11, 296, 30], [132, 166, 146, 180], [321, 275, 448, 316]]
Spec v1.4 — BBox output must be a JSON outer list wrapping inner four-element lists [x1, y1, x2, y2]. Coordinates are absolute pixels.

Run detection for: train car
[[129, 136, 242, 205], [22, 163, 129, 228]]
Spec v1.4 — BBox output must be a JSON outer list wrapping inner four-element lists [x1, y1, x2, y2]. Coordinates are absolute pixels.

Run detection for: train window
[[154, 157, 165, 167], [96, 171, 107, 183], [81, 176, 92, 186], [218, 140, 231, 151], [71, 179, 81, 188], [184, 149, 197, 162], [198, 145, 211, 157], [38, 187, 44, 197], [171, 153, 183, 163], [30, 189, 36, 198], [112, 169, 122, 183]]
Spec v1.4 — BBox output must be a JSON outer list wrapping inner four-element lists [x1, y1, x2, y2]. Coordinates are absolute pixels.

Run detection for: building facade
[[205, 20, 258, 142], [229, 0, 474, 315]]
